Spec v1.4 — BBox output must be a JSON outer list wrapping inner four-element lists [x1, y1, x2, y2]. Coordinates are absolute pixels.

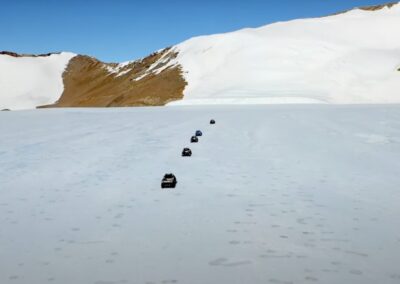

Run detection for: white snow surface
[[1, 105, 400, 284], [0, 52, 76, 110], [172, 4, 400, 104]]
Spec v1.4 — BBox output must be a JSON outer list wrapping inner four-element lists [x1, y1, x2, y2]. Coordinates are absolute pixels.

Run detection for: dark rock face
[[358, 2, 398, 11], [0, 51, 59, 58], [0, 51, 21, 57]]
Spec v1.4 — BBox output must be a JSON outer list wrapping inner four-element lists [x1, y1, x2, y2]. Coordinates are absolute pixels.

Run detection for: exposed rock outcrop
[[0, 51, 59, 58], [40, 48, 187, 107], [358, 2, 398, 11], [331, 1, 399, 16]]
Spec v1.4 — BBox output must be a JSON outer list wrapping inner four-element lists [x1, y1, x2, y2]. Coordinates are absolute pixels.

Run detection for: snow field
[[1, 105, 400, 283]]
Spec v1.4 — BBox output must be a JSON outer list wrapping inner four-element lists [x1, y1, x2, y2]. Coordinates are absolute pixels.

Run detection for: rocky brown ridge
[[0, 51, 59, 58], [358, 2, 398, 11], [330, 1, 398, 16], [39, 48, 187, 108]]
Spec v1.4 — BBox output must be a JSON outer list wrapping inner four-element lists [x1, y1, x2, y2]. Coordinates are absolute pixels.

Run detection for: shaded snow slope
[[0, 52, 76, 110], [171, 4, 400, 104], [1, 105, 400, 283]]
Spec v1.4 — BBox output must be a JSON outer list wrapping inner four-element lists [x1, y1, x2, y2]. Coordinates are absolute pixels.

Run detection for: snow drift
[[169, 3, 400, 105], [0, 52, 76, 110]]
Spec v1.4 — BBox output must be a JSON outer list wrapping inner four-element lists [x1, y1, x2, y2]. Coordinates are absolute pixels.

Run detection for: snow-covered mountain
[[0, 52, 76, 110], [1, 2, 400, 110], [172, 2, 400, 105]]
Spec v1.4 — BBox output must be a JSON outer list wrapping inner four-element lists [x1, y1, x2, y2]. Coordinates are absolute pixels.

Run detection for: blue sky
[[1, 0, 392, 62]]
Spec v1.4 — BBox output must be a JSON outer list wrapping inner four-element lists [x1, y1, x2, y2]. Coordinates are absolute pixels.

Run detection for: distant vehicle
[[182, 148, 192, 157], [210, 119, 215, 124], [191, 136, 199, 143], [195, 130, 203, 136], [161, 173, 177, 188]]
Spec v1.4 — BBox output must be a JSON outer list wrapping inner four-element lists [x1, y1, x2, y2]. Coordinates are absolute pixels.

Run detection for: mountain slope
[[43, 48, 186, 108], [0, 49, 186, 110], [1, 3, 400, 109], [0, 52, 75, 110], [170, 2, 400, 105]]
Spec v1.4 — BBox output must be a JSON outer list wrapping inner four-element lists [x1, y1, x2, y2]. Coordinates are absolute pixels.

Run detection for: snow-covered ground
[[171, 3, 400, 104], [0, 52, 76, 110], [1, 105, 400, 284]]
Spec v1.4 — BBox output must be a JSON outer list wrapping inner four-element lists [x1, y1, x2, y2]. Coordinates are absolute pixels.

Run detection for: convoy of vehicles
[[162, 120, 215, 188]]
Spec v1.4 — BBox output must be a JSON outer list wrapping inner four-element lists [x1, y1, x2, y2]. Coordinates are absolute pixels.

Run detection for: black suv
[[161, 173, 177, 188], [191, 136, 199, 143], [182, 148, 192, 157], [210, 119, 215, 124]]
